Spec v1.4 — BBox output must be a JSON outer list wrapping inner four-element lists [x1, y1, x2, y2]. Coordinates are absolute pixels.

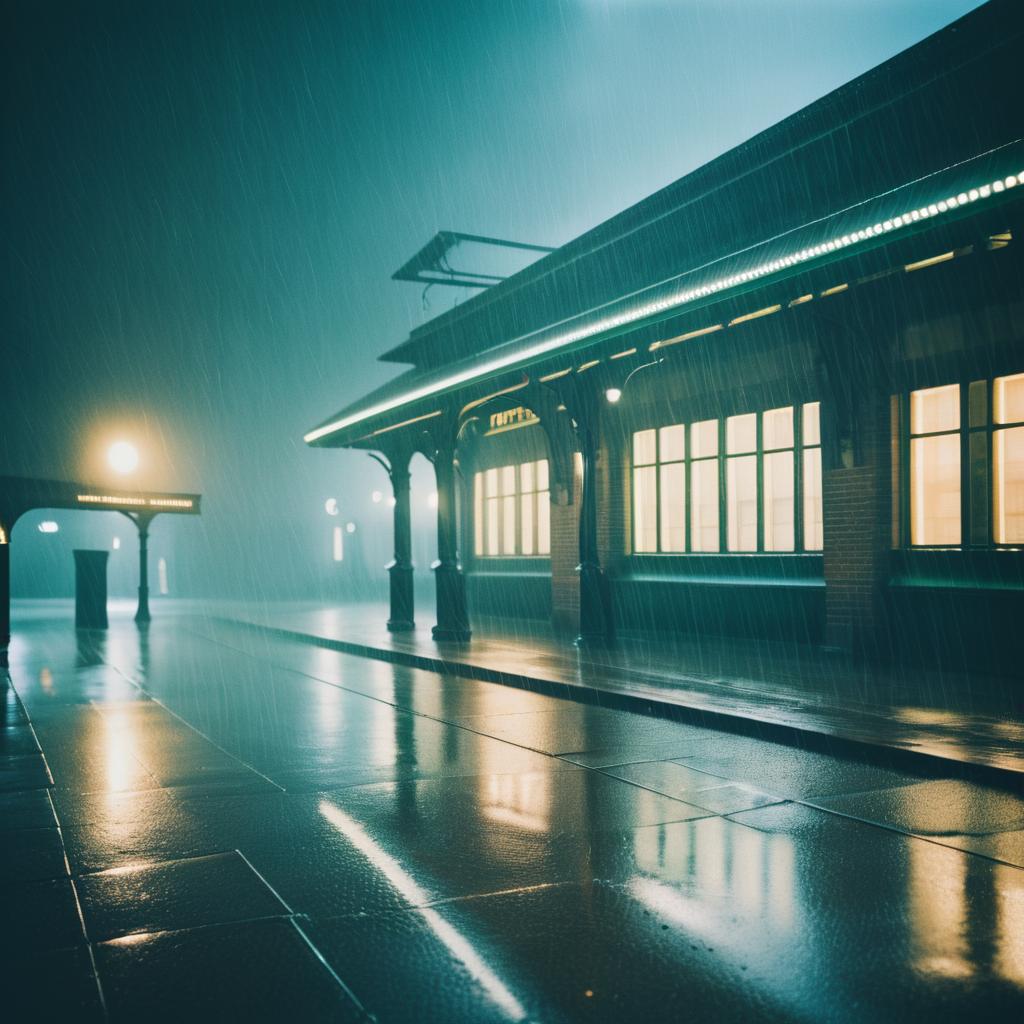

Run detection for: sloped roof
[[307, 0, 1024, 448]]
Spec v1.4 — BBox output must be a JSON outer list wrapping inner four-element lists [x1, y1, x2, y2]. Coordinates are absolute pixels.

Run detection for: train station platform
[[214, 601, 1024, 782]]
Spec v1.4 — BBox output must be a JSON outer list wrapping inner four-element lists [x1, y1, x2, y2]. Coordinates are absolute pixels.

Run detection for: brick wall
[[822, 391, 892, 657]]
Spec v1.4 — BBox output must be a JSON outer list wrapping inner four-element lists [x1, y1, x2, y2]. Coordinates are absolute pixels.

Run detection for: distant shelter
[[306, 1, 1023, 674]]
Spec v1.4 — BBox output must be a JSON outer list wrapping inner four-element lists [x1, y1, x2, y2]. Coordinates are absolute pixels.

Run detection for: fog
[[1, 0, 983, 603]]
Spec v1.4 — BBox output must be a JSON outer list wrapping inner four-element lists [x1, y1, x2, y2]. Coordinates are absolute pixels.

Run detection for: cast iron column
[[575, 388, 614, 645], [134, 513, 155, 624], [387, 450, 415, 632], [432, 441, 471, 642]]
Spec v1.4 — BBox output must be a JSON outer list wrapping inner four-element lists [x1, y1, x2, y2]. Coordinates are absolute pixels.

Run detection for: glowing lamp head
[[345, 521, 356, 534], [371, 490, 383, 504], [324, 498, 339, 517], [108, 441, 139, 475], [605, 388, 622, 404], [38, 521, 59, 534]]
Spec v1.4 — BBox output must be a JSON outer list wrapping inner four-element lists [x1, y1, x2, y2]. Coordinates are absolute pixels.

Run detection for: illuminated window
[[994, 373, 1024, 544], [903, 373, 1024, 548], [690, 420, 719, 552], [910, 384, 961, 545], [632, 402, 822, 555], [474, 460, 550, 557], [802, 403, 823, 551]]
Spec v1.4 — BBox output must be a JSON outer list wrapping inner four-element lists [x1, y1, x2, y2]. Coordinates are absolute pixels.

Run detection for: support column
[[574, 388, 614, 645], [134, 513, 155, 624], [432, 442, 471, 642], [0, 529, 10, 670], [387, 451, 415, 632]]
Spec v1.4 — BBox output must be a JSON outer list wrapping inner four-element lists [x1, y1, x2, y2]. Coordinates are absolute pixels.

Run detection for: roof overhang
[[306, 142, 1024, 449]]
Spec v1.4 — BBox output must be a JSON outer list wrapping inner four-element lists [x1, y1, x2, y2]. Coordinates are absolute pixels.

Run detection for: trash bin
[[73, 549, 109, 629]]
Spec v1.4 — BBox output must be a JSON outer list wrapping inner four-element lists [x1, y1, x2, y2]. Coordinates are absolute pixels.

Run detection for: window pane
[[521, 493, 534, 555], [659, 462, 686, 552], [802, 402, 821, 447], [994, 426, 1024, 543], [536, 459, 549, 491], [994, 373, 1024, 425], [911, 384, 959, 434], [691, 459, 719, 552], [691, 419, 718, 458], [727, 413, 757, 454], [659, 424, 685, 463], [763, 450, 795, 551], [911, 434, 961, 544], [537, 491, 550, 555], [486, 497, 499, 554], [727, 455, 757, 551], [502, 495, 516, 553], [633, 465, 658, 552], [474, 473, 483, 556], [485, 468, 498, 498], [802, 447, 823, 551], [633, 429, 657, 466], [500, 465, 516, 496], [763, 407, 793, 451], [521, 460, 534, 493]]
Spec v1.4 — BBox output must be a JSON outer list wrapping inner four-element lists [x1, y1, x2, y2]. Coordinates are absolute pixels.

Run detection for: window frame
[[899, 374, 1024, 550], [473, 459, 551, 559], [630, 402, 822, 556]]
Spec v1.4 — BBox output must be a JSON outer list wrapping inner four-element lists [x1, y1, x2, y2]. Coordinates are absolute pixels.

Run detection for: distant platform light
[[333, 525, 343, 561], [325, 498, 339, 516], [108, 441, 139, 475], [112, 536, 121, 550], [345, 521, 356, 534], [605, 388, 622, 404], [38, 521, 59, 534], [371, 490, 383, 504], [428, 491, 439, 509], [158, 557, 169, 595]]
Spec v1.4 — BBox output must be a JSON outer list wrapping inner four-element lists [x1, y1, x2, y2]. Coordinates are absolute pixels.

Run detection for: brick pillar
[[822, 390, 892, 659], [550, 454, 581, 635]]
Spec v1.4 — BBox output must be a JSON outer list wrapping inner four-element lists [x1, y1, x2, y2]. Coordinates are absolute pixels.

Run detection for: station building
[[306, 0, 1024, 675]]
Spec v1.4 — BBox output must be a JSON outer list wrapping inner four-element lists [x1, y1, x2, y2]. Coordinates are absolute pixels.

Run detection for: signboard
[[487, 407, 539, 434]]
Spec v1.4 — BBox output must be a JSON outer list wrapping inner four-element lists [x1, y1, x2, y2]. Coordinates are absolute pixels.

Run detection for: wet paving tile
[[457, 706, 705, 758], [8, 610, 1024, 1018], [0, 725, 40, 756], [241, 773, 712, 922], [77, 851, 289, 941], [1, 945, 104, 1022], [94, 917, 365, 1022], [602, 760, 782, 815], [59, 789, 289, 874], [0, 752, 52, 792], [0, 826, 68, 882], [673, 734, 939, 799], [935, 829, 1024, 868], [0, 788, 56, 830], [308, 859, 1024, 1023], [0, 877, 84, 955], [813, 778, 1024, 836]]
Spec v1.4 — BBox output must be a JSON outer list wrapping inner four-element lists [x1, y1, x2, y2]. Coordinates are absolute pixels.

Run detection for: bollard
[[73, 549, 109, 629]]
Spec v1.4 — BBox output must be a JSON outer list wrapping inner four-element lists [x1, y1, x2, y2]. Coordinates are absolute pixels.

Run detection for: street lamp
[[108, 441, 139, 475]]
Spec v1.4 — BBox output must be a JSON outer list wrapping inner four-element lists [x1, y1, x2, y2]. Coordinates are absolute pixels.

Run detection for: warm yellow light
[[108, 441, 139, 475]]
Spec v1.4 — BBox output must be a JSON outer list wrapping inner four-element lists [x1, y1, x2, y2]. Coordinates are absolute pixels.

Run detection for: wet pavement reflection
[[2, 602, 1023, 1021]]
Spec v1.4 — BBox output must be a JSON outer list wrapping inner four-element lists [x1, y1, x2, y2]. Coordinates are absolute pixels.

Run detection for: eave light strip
[[305, 167, 1023, 445]]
